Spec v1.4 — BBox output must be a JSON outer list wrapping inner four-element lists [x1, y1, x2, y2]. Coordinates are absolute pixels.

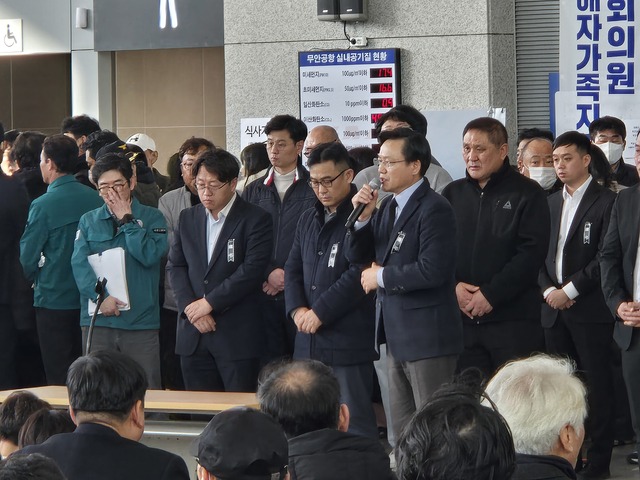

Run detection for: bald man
[[518, 137, 562, 195], [303, 125, 340, 159]]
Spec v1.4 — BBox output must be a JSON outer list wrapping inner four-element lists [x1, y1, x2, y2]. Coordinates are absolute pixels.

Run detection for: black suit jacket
[[167, 195, 273, 359], [539, 180, 616, 327], [346, 179, 462, 362], [600, 185, 640, 350], [20, 423, 190, 480]]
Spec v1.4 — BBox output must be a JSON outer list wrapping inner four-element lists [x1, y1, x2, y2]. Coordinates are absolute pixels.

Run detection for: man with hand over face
[[168, 148, 272, 392], [346, 128, 461, 442]]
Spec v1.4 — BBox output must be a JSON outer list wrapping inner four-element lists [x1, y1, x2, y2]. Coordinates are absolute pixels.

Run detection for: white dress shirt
[[206, 193, 237, 262]]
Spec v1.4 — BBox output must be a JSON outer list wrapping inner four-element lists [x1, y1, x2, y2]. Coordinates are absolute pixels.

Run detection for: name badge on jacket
[[583, 222, 591, 245], [328, 243, 339, 268], [391, 231, 406, 254], [227, 239, 235, 262]]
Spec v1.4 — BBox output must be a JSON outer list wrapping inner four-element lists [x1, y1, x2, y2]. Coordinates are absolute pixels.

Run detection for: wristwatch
[[118, 214, 136, 226]]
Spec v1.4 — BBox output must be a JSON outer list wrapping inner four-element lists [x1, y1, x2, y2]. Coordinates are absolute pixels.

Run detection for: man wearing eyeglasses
[[284, 141, 377, 438], [71, 153, 168, 388], [347, 128, 461, 443], [168, 148, 272, 392], [243, 114, 316, 362]]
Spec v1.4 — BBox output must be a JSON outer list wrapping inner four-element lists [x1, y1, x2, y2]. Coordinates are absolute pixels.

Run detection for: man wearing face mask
[[589, 116, 639, 187], [519, 137, 563, 196]]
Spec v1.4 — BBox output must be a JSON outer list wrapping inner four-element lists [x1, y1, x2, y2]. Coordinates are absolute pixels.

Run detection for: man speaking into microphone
[[346, 128, 462, 443]]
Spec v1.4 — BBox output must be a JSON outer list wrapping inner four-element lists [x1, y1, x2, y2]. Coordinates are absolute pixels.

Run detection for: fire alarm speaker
[[340, 0, 368, 21], [318, 0, 339, 21]]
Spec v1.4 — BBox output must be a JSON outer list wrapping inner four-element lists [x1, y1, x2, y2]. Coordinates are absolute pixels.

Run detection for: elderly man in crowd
[[485, 355, 587, 480]]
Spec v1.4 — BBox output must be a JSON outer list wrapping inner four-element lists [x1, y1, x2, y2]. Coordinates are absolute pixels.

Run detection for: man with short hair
[[127, 133, 169, 193], [168, 148, 273, 391], [516, 127, 555, 166], [158, 137, 213, 390], [285, 141, 377, 438], [348, 127, 461, 442], [518, 137, 562, 195], [0, 453, 66, 480], [485, 355, 587, 480], [396, 375, 516, 480], [195, 407, 288, 480], [71, 154, 168, 388], [302, 125, 340, 160], [258, 359, 393, 479], [589, 115, 638, 187], [243, 114, 316, 360], [539, 131, 616, 479], [83, 130, 120, 172], [0, 391, 50, 459], [19, 134, 103, 385], [600, 127, 640, 470], [60, 115, 101, 189], [354, 105, 452, 195], [21, 350, 190, 480], [442, 117, 549, 376]]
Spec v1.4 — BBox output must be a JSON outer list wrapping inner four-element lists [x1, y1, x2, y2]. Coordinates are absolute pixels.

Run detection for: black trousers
[[0, 304, 17, 389], [262, 293, 296, 363], [621, 328, 640, 456], [545, 315, 614, 469], [35, 308, 82, 386]]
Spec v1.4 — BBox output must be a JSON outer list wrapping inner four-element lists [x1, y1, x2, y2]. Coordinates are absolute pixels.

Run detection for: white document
[[87, 247, 130, 316]]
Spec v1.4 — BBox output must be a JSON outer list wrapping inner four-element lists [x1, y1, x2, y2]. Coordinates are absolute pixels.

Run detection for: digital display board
[[299, 49, 401, 150]]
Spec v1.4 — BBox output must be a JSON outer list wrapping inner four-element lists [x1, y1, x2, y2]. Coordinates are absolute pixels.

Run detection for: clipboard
[[87, 247, 130, 315]]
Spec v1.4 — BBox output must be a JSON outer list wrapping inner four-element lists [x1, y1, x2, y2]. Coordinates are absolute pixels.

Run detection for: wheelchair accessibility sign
[[0, 19, 22, 53]]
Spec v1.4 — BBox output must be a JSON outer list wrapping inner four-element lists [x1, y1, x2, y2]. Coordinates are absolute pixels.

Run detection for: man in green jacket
[[71, 153, 168, 388], [20, 134, 103, 385]]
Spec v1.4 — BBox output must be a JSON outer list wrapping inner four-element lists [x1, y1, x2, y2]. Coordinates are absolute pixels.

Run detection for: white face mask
[[527, 166, 557, 190], [597, 142, 625, 165]]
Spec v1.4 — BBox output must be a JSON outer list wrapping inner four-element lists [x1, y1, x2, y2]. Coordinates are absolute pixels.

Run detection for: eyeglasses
[[308, 169, 349, 189], [97, 182, 128, 194], [265, 140, 292, 151], [195, 181, 228, 194], [375, 157, 405, 169]]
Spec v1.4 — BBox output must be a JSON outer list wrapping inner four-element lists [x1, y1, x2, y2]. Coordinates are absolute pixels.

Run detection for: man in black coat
[[285, 141, 377, 438], [258, 359, 394, 480], [167, 148, 273, 392], [21, 350, 190, 480], [243, 115, 316, 361], [539, 131, 616, 479], [442, 117, 550, 377]]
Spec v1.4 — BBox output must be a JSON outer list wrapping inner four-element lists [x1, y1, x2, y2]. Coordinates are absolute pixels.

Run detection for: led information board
[[298, 48, 401, 150]]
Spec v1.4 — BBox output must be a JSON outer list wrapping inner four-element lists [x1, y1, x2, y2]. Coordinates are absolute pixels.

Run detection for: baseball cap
[[194, 407, 288, 480], [126, 133, 156, 152]]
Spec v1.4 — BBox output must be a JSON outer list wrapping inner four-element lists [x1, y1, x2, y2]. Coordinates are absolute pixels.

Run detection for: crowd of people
[[0, 106, 639, 480]]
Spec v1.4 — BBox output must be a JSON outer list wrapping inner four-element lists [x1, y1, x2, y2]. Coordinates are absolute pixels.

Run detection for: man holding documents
[[72, 153, 168, 388]]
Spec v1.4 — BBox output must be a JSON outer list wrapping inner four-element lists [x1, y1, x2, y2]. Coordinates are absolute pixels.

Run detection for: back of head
[[0, 392, 50, 446], [463, 117, 509, 147], [18, 409, 75, 448], [348, 146, 377, 173], [42, 134, 80, 174], [396, 370, 516, 480], [66, 350, 148, 422], [588, 142, 614, 189], [196, 407, 288, 480], [60, 115, 100, 138], [0, 453, 66, 480], [257, 359, 341, 438], [240, 142, 270, 177], [84, 130, 121, 159], [379, 127, 431, 176], [178, 137, 214, 160], [484, 354, 587, 456], [374, 105, 428, 137], [4, 129, 21, 146], [264, 114, 308, 143], [517, 128, 554, 144], [588, 115, 626, 139], [11, 132, 46, 169]]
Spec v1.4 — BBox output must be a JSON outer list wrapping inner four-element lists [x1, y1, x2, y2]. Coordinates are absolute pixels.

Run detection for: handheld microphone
[[345, 177, 381, 229]]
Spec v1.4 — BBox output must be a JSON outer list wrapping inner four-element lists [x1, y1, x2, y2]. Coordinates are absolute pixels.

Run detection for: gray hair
[[484, 354, 587, 456]]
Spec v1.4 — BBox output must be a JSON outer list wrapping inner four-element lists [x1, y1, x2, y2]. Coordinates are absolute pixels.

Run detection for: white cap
[[126, 133, 156, 152]]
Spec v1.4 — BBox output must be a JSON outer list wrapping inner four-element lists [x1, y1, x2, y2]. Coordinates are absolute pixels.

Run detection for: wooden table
[[0, 386, 259, 414]]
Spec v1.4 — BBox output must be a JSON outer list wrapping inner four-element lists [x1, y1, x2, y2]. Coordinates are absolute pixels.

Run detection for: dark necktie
[[385, 198, 397, 239]]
